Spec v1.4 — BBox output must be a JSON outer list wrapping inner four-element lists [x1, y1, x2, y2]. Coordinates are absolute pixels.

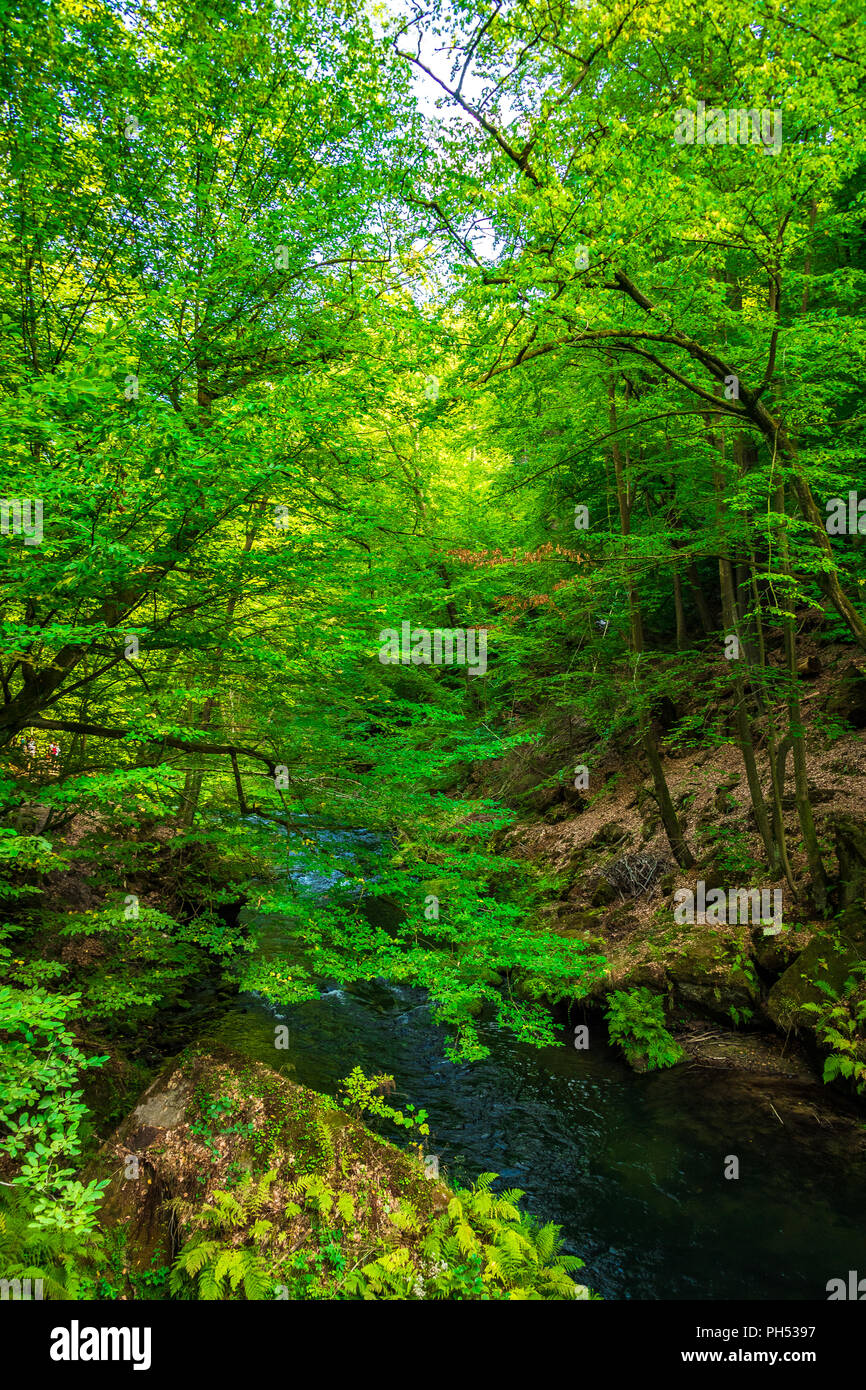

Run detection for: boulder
[[666, 932, 760, 1020], [750, 924, 804, 976], [766, 913, 866, 1034], [831, 815, 866, 908], [87, 1046, 449, 1292], [587, 875, 617, 908], [826, 660, 866, 729]]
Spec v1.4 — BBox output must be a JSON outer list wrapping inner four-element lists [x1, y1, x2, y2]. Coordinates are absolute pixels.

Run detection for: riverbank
[[83, 1044, 594, 1301], [5, 804, 866, 1302], [466, 659, 866, 1109]]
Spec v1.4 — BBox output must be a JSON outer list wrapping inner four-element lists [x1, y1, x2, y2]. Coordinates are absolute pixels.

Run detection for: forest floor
[[470, 636, 866, 1114]]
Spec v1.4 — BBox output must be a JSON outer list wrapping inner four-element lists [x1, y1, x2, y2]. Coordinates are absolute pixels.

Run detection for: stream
[[197, 827, 866, 1301]]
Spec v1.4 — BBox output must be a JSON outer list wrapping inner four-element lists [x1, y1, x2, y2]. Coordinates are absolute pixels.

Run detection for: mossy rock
[[766, 923, 866, 1033], [583, 875, 616, 908], [419, 878, 451, 901], [618, 960, 668, 991], [666, 933, 760, 1019], [825, 660, 866, 730], [750, 924, 804, 976], [551, 908, 605, 938], [86, 1046, 449, 1294], [588, 821, 632, 850], [831, 815, 866, 908]]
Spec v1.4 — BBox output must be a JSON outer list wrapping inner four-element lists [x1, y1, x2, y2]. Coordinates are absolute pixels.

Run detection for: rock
[[420, 878, 451, 903], [779, 787, 836, 809], [830, 815, 866, 908], [524, 777, 586, 819], [649, 695, 680, 734], [666, 933, 760, 1020], [677, 1028, 815, 1082], [87, 1047, 450, 1290], [588, 821, 633, 850], [88, 1064, 196, 1276], [587, 875, 617, 908], [622, 960, 668, 990], [547, 906, 604, 937], [691, 864, 726, 891], [750, 924, 804, 976], [13, 802, 50, 832], [826, 660, 866, 729], [635, 786, 661, 841], [766, 917, 866, 1034]]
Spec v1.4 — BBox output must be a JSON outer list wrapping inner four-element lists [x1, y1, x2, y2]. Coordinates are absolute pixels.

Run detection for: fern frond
[[243, 1260, 270, 1301], [534, 1222, 557, 1264], [456, 1221, 477, 1256], [213, 1249, 239, 1286], [199, 1266, 223, 1300]]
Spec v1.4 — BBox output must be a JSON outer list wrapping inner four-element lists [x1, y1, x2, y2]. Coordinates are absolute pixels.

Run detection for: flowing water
[[198, 828, 866, 1301]]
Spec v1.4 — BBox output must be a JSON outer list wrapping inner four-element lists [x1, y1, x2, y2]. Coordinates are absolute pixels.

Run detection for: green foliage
[[246, 797, 607, 1062], [189, 1090, 254, 1161], [2, 0, 866, 1304], [58, 902, 204, 1024], [604, 988, 685, 1071], [0, 1187, 104, 1299], [803, 964, 866, 1092], [813, 712, 854, 744], [89, 1230, 171, 1302], [171, 1164, 596, 1301], [0, 982, 108, 1232], [169, 1171, 279, 1301], [345, 1172, 595, 1301], [728, 1003, 755, 1029], [701, 824, 764, 880], [338, 1067, 429, 1140], [0, 829, 68, 901], [727, 947, 759, 1026]]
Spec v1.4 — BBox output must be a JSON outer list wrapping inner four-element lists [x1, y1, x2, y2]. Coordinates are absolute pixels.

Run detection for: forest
[[2, 0, 866, 1319]]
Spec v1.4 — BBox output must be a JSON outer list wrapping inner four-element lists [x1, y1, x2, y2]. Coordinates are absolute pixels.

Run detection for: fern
[[341, 1171, 598, 1302], [605, 988, 685, 1070], [170, 1170, 279, 1301], [0, 1192, 102, 1299]]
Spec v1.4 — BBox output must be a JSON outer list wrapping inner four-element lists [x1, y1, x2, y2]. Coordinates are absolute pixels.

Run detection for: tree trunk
[[609, 379, 694, 868], [777, 486, 827, 909], [707, 405, 780, 872], [673, 565, 687, 649]]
